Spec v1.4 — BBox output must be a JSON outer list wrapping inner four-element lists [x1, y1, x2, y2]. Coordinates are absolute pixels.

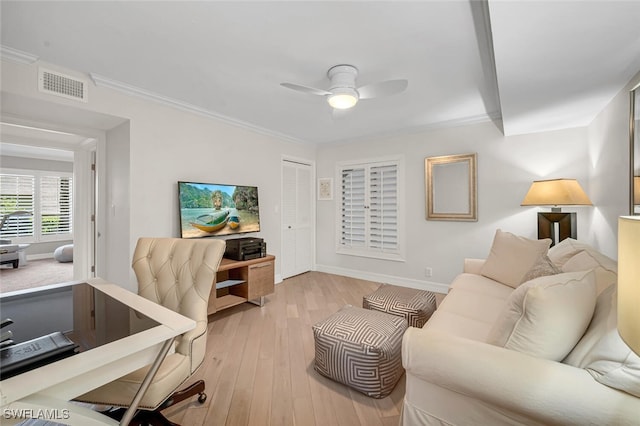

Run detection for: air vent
[[38, 68, 88, 102]]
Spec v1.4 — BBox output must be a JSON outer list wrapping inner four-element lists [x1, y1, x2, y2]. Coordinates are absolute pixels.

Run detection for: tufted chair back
[[132, 237, 225, 373]]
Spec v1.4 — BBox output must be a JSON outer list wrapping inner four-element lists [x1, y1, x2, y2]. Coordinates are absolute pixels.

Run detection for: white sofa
[[401, 233, 640, 425]]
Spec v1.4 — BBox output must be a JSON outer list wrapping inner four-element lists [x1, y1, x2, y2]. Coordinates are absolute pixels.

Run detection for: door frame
[[0, 114, 105, 282]]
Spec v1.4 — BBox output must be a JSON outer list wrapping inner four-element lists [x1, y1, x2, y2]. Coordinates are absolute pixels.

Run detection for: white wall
[[2, 56, 634, 292], [2, 58, 316, 291], [587, 70, 640, 258], [316, 67, 640, 288], [103, 121, 130, 286], [316, 121, 591, 290]]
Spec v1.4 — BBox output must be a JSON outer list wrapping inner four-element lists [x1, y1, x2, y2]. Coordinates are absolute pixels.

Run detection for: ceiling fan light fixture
[[327, 87, 359, 109]]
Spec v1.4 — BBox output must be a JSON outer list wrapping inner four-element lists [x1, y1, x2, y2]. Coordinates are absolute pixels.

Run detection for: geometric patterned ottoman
[[312, 305, 408, 398], [363, 284, 437, 328]]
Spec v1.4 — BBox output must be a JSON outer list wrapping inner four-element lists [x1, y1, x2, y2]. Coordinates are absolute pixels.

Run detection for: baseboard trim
[[28, 253, 54, 261], [314, 264, 449, 294]]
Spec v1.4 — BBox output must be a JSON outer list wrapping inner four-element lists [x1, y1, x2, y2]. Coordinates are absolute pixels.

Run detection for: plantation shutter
[[369, 163, 398, 252], [339, 158, 401, 258], [40, 176, 73, 236], [0, 174, 35, 239], [340, 167, 366, 247]]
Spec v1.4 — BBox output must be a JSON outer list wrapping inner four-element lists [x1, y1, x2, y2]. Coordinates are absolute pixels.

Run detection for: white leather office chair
[[76, 237, 225, 425]]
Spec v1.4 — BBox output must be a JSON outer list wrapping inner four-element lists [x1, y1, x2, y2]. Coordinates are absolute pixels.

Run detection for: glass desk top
[[0, 282, 160, 379]]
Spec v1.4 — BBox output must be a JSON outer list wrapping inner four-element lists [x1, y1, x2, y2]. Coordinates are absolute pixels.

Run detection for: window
[[0, 170, 73, 243], [337, 157, 403, 261]]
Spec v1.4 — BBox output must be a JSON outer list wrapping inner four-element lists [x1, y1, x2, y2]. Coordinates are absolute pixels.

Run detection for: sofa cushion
[[426, 273, 512, 342], [561, 250, 617, 295], [563, 285, 640, 397], [480, 229, 552, 288], [487, 270, 596, 361]]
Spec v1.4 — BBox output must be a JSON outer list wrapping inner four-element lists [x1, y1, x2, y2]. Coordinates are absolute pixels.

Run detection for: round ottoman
[[312, 305, 407, 398], [363, 284, 437, 328]]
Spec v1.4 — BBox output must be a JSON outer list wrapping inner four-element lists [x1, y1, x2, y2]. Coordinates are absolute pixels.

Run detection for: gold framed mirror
[[630, 82, 640, 215], [425, 153, 477, 221]]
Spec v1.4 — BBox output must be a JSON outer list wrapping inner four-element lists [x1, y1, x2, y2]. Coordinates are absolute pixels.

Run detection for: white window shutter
[[340, 167, 366, 247], [369, 164, 398, 252], [40, 175, 73, 236], [0, 174, 35, 239], [338, 158, 402, 259]]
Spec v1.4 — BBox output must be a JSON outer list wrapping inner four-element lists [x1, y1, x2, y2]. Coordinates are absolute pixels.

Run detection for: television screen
[[178, 181, 260, 238]]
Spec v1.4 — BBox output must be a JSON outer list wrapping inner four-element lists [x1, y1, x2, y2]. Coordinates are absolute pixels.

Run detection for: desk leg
[[119, 337, 175, 426]]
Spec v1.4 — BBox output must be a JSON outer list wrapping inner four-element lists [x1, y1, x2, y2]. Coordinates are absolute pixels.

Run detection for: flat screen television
[[178, 181, 260, 239]]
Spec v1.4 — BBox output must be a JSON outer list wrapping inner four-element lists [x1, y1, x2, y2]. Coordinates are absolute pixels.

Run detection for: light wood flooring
[[163, 271, 406, 426]]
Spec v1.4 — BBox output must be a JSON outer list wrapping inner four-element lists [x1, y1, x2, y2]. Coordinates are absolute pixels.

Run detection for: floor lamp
[[521, 179, 592, 246], [618, 216, 640, 356]]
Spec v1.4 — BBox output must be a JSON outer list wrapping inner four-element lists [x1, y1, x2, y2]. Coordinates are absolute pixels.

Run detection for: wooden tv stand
[[208, 254, 275, 315]]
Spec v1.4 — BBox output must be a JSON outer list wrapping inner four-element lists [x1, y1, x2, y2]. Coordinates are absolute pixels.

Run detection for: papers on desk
[[0, 331, 79, 380]]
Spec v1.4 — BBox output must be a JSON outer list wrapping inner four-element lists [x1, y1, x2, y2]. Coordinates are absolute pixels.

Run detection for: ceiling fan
[[280, 64, 408, 110]]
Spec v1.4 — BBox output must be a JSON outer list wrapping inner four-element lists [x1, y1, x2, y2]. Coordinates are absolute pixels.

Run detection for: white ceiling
[[1, 1, 639, 145]]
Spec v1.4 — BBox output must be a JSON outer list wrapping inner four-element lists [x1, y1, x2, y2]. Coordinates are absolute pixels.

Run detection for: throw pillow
[[480, 229, 552, 288], [561, 250, 618, 295], [521, 254, 561, 283], [487, 270, 597, 361], [547, 238, 592, 268]]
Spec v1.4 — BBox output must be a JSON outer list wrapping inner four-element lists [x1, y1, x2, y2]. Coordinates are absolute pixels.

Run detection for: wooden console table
[[208, 255, 275, 315]]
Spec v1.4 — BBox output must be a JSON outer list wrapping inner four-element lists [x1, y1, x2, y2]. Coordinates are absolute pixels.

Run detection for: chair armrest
[[463, 258, 485, 274], [402, 328, 640, 425]]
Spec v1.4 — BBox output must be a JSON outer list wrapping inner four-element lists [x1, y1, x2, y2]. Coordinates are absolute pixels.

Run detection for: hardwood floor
[[163, 271, 406, 426]]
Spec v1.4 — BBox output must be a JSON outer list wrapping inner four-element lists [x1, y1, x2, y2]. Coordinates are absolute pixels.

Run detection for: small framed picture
[[318, 178, 333, 201]]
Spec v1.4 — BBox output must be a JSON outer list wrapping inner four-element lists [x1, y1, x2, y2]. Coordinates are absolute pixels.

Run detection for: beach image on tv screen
[[179, 182, 260, 238]]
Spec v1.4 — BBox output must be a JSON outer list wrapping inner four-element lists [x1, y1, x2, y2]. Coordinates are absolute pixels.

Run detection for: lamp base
[[537, 212, 576, 246]]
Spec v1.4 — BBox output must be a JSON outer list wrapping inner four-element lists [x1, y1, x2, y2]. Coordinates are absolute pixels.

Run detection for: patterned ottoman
[[312, 305, 407, 398], [363, 284, 437, 328]]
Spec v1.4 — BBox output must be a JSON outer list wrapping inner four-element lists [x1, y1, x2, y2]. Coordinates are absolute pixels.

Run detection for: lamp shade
[[618, 216, 640, 356], [521, 179, 593, 206]]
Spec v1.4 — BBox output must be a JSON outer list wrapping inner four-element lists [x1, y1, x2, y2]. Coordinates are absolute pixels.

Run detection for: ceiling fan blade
[[357, 79, 408, 99], [280, 82, 331, 96]]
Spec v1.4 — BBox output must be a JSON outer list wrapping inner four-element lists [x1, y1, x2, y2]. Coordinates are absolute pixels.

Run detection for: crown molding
[[1, 45, 39, 64], [89, 73, 305, 145]]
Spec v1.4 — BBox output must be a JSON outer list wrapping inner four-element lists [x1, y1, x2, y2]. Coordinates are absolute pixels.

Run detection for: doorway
[[281, 158, 314, 279], [0, 121, 98, 291]]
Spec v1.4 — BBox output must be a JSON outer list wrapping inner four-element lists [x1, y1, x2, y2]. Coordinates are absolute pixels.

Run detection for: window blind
[[369, 164, 398, 252], [340, 167, 366, 248], [0, 171, 73, 242], [0, 174, 35, 239], [40, 176, 73, 236], [339, 160, 401, 257]]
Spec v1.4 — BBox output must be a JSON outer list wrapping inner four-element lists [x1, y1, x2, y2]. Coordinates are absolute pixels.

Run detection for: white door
[[281, 159, 313, 279]]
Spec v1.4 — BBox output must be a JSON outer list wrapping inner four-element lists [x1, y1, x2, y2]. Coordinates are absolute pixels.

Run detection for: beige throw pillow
[[547, 238, 591, 268], [480, 229, 552, 288], [562, 250, 618, 295], [487, 270, 597, 361], [521, 254, 561, 283]]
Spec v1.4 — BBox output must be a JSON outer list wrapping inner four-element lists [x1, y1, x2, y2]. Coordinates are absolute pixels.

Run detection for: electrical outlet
[[425, 267, 433, 277]]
